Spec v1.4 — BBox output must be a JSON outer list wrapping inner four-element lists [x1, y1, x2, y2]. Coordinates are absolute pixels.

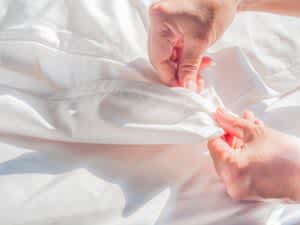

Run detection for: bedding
[[0, 0, 300, 224]]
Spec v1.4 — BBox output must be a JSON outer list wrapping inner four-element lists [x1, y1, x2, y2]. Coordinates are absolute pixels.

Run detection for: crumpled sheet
[[0, 0, 300, 225]]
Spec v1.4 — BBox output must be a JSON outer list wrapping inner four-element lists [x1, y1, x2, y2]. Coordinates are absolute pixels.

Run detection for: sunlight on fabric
[[266, 205, 285, 225], [123, 188, 170, 225], [0, 95, 55, 130]]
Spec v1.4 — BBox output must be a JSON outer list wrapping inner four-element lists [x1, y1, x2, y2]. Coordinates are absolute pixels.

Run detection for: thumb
[[208, 137, 233, 168], [208, 137, 254, 201], [215, 108, 249, 140], [177, 39, 204, 91], [208, 137, 240, 178], [215, 108, 262, 142]]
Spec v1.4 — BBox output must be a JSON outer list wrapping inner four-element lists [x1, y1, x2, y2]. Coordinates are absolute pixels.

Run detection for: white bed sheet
[[0, 0, 300, 225]]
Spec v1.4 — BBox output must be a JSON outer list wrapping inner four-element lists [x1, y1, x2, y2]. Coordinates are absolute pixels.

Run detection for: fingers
[[149, 5, 180, 87], [177, 36, 208, 91], [208, 137, 234, 176], [149, 2, 213, 89], [242, 111, 256, 123], [148, 24, 177, 86], [152, 49, 179, 85], [216, 108, 265, 143], [156, 61, 179, 86], [215, 108, 248, 139], [151, 37, 212, 88], [243, 110, 264, 127], [223, 133, 244, 149], [197, 75, 204, 92], [208, 137, 233, 160], [208, 137, 253, 201], [255, 119, 264, 127]]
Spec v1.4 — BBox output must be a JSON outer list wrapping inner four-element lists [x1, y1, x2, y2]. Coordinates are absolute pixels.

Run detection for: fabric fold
[[0, 80, 223, 144]]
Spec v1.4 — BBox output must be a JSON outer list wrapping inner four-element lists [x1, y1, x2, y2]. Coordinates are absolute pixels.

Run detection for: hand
[[238, 0, 300, 16], [148, 0, 238, 91], [208, 108, 300, 201]]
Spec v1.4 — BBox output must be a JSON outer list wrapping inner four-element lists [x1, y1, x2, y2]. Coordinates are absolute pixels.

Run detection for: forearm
[[287, 137, 300, 202], [238, 0, 300, 16], [291, 163, 300, 201]]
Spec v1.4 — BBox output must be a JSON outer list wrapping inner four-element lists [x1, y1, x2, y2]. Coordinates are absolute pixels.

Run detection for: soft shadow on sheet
[[0, 134, 273, 225]]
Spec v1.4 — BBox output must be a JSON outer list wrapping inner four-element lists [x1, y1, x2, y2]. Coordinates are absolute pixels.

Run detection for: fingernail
[[185, 79, 197, 92]]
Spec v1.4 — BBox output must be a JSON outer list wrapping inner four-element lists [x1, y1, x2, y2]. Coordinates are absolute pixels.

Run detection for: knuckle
[[255, 125, 265, 136], [232, 120, 241, 129], [181, 63, 198, 71], [245, 124, 265, 141], [179, 63, 198, 76]]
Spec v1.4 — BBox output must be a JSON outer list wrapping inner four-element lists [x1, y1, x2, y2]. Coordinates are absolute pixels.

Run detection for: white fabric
[[0, 81, 224, 144], [0, 0, 299, 225]]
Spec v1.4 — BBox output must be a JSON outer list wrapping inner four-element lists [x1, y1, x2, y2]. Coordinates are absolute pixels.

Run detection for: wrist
[[291, 169, 300, 201], [291, 140, 300, 202], [288, 142, 300, 202]]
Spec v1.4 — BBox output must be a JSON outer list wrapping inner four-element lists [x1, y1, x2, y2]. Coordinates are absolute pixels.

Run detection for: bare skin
[[149, 0, 300, 90], [149, 0, 300, 201], [208, 109, 300, 201], [239, 0, 300, 16], [148, 0, 237, 90]]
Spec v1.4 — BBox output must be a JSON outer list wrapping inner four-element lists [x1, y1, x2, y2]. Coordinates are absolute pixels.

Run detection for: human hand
[[238, 0, 300, 17], [208, 108, 300, 201], [148, 0, 238, 91]]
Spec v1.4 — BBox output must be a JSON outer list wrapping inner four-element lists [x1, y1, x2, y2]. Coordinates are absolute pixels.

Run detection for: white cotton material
[[0, 81, 224, 144], [0, 1, 300, 225]]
